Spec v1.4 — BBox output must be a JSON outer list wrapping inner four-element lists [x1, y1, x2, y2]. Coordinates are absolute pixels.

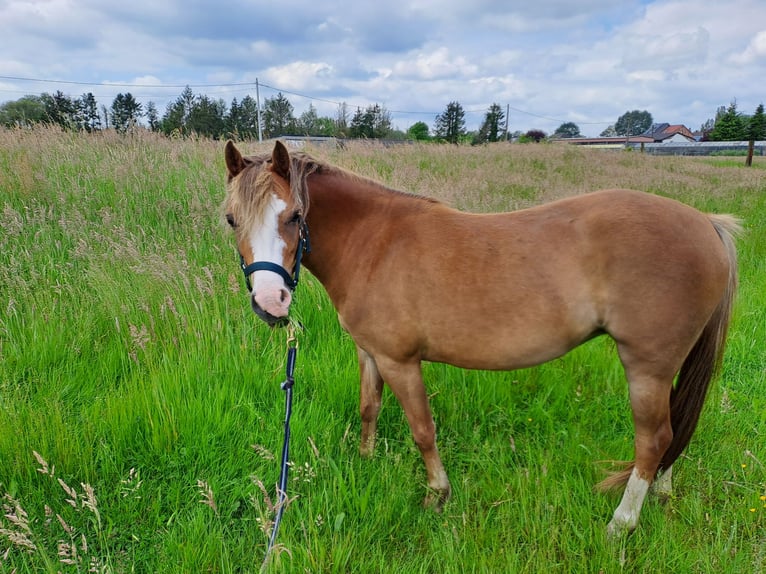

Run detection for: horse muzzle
[[251, 296, 290, 327]]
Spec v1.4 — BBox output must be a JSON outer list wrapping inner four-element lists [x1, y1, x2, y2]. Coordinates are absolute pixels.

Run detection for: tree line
[[1, 87, 764, 144], [0, 89, 545, 143], [0, 87, 453, 141], [699, 101, 766, 142], [595, 103, 766, 142]]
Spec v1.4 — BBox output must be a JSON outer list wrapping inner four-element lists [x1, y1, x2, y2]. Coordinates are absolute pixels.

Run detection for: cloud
[[262, 61, 336, 92], [391, 47, 478, 81], [1, 0, 766, 135], [620, 27, 710, 73], [730, 30, 766, 65]]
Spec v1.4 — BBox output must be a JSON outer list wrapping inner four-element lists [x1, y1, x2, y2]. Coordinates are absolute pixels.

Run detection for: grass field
[[1, 128, 765, 573]]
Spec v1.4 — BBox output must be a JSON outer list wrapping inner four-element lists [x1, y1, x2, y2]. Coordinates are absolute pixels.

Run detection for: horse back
[[334, 189, 733, 370]]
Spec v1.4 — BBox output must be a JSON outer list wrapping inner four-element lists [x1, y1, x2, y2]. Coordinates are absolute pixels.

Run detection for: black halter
[[239, 220, 311, 293]]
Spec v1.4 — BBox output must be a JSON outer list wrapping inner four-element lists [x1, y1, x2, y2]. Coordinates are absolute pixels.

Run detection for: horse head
[[224, 140, 308, 326]]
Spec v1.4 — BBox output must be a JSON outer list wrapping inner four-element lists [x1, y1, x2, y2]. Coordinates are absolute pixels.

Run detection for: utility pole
[[504, 104, 509, 141], [256, 78, 263, 142]]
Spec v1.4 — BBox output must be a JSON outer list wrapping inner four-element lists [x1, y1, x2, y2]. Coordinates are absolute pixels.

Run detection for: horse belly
[[420, 308, 596, 371]]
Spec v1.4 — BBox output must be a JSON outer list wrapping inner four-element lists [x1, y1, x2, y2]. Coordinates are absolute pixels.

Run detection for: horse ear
[[225, 140, 248, 178], [272, 140, 291, 181]]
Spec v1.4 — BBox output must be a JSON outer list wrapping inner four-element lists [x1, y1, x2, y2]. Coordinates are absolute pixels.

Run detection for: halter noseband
[[239, 220, 311, 293]]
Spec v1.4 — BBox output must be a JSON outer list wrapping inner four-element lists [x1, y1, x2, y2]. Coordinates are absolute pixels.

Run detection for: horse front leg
[[357, 346, 384, 457], [374, 356, 451, 511]]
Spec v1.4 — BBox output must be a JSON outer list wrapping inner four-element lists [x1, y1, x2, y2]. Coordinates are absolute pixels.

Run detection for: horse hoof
[[423, 487, 451, 512], [606, 519, 635, 539], [359, 444, 374, 458], [423, 494, 444, 513], [358, 433, 377, 458], [652, 489, 672, 504]]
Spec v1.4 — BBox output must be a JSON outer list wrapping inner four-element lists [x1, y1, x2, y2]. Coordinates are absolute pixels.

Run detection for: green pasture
[[1, 129, 764, 572]]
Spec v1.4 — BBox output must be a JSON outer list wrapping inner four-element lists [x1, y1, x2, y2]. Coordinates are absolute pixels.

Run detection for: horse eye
[[225, 213, 237, 228], [288, 211, 301, 224]]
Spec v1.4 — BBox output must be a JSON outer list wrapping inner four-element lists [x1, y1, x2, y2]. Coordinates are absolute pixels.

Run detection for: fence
[[629, 141, 766, 156]]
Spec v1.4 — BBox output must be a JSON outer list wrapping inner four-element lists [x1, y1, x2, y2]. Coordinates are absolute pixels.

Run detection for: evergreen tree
[[187, 95, 226, 138], [161, 99, 185, 135], [178, 86, 195, 126], [238, 96, 260, 139], [41, 91, 77, 129], [262, 93, 296, 138], [349, 107, 367, 138], [110, 93, 142, 133], [473, 103, 505, 144], [434, 101, 466, 144], [226, 96, 258, 140], [297, 104, 320, 135], [748, 103, 766, 141], [145, 101, 160, 132], [225, 98, 242, 139], [160, 87, 195, 135], [368, 104, 392, 138], [77, 93, 101, 132], [709, 101, 746, 141], [349, 104, 392, 139]]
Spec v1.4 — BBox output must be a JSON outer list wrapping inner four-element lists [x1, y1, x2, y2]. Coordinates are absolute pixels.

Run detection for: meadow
[[0, 128, 764, 573]]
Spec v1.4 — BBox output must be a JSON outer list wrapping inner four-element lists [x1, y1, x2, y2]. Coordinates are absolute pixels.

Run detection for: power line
[[0, 74, 456, 115], [252, 81, 487, 116], [507, 104, 610, 126], [0, 73, 611, 126], [0, 74, 255, 89]]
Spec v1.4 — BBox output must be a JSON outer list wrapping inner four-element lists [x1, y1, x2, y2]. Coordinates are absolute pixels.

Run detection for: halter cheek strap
[[239, 221, 311, 293]]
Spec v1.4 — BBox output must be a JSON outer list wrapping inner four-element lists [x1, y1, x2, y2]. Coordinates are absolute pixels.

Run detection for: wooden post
[[745, 139, 754, 167]]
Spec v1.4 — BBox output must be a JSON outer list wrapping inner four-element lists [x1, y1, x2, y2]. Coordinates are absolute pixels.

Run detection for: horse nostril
[[280, 288, 289, 304]]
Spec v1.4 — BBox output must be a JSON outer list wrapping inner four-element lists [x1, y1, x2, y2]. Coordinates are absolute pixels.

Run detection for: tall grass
[[1, 128, 764, 572]]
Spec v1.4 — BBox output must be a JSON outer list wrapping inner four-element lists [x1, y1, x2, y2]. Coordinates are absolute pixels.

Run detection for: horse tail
[[660, 214, 740, 469], [598, 214, 741, 491]]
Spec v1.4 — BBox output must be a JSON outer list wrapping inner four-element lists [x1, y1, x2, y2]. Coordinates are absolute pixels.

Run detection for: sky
[[1, 0, 765, 137]]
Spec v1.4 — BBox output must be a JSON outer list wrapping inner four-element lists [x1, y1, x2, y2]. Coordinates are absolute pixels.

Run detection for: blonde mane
[[224, 151, 317, 238], [224, 150, 438, 237]]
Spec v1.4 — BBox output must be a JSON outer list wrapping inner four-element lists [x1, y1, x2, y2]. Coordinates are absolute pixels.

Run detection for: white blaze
[[247, 194, 292, 318]]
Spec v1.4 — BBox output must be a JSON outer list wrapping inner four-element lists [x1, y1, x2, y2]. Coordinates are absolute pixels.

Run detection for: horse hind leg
[[357, 346, 384, 457], [607, 371, 673, 537], [651, 465, 673, 500]]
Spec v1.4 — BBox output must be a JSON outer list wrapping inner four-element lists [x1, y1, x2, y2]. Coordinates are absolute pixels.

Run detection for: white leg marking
[[248, 195, 292, 317], [607, 468, 651, 537], [651, 465, 673, 499]]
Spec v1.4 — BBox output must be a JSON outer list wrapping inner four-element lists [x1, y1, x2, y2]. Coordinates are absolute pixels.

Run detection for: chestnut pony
[[223, 140, 740, 536]]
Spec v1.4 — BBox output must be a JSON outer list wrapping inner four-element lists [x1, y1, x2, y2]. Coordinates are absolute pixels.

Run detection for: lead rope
[[262, 323, 298, 571]]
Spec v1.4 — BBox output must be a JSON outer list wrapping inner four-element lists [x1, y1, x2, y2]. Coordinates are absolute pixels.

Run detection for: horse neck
[[301, 171, 423, 295]]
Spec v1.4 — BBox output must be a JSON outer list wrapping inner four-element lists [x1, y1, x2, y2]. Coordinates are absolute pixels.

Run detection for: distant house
[[555, 123, 696, 147], [639, 123, 696, 143], [553, 135, 651, 148]]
